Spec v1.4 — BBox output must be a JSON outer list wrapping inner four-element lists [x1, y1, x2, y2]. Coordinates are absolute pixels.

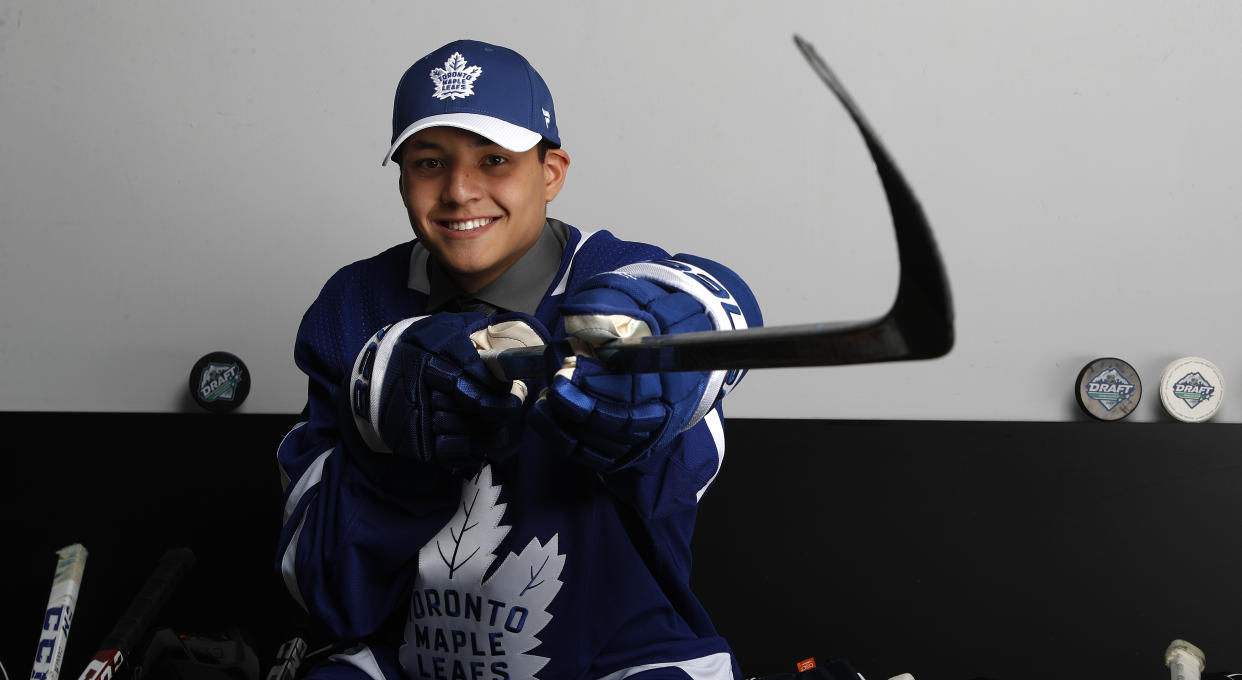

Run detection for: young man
[[276, 39, 762, 680]]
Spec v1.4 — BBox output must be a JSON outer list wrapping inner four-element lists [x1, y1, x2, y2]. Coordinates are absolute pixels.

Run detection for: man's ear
[[397, 169, 409, 206], [543, 148, 570, 202]]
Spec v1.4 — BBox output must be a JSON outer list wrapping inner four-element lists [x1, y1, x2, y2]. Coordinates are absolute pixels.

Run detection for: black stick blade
[[792, 34, 954, 360]]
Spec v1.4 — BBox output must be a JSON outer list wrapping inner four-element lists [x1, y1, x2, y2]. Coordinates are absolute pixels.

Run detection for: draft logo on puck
[[1170, 372, 1215, 408], [190, 352, 250, 413], [1158, 356, 1225, 423], [1075, 357, 1141, 421]]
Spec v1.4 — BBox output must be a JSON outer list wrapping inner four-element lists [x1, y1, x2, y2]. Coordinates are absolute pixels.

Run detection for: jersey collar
[[409, 218, 569, 315]]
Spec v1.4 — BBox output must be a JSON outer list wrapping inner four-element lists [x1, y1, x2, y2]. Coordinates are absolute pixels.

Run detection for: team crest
[[1171, 371, 1216, 409], [1084, 367, 1136, 411], [401, 465, 565, 680], [430, 52, 482, 100]]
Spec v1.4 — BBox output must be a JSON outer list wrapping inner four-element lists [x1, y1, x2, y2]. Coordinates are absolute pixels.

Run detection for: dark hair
[[536, 138, 558, 162]]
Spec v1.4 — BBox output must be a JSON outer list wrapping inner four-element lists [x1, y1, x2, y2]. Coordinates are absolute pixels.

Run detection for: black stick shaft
[[98, 547, 195, 658]]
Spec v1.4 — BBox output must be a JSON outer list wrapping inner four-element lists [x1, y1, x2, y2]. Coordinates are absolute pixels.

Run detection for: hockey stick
[[31, 544, 88, 680], [76, 548, 195, 680], [486, 34, 953, 379]]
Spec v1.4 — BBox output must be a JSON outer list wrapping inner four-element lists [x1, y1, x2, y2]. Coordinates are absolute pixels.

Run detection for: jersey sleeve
[[595, 400, 732, 642], [275, 266, 457, 642]]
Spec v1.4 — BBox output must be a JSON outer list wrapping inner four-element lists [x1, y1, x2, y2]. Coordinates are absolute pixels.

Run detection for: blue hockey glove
[[350, 311, 549, 472], [531, 271, 715, 473]]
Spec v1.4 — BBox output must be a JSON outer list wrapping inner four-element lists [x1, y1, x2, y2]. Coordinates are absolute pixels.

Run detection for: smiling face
[[397, 126, 570, 293]]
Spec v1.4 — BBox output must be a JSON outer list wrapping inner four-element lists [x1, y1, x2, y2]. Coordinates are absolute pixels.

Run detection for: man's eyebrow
[[406, 140, 443, 151]]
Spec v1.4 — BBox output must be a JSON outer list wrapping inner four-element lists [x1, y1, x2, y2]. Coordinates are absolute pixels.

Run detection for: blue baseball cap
[[383, 39, 560, 166]]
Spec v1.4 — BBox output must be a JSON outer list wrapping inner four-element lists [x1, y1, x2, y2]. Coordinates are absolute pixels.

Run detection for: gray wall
[[2, 1, 1239, 422]]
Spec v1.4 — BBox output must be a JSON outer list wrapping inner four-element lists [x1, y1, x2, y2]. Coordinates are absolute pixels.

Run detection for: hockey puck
[[1075, 357, 1141, 421], [1158, 356, 1225, 423], [189, 352, 250, 413]]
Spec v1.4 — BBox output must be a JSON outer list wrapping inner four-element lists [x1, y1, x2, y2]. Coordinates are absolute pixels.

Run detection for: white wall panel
[[2, 2, 1238, 421]]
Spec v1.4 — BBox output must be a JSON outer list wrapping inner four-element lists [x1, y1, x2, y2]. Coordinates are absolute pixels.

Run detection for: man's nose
[[442, 164, 482, 204]]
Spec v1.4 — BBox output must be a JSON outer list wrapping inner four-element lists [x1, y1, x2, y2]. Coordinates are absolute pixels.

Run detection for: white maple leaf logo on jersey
[[430, 52, 482, 100], [400, 465, 565, 680]]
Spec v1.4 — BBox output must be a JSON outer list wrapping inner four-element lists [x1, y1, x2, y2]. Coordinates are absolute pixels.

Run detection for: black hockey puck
[[189, 352, 250, 413], [1075, 357, 1141, 421]]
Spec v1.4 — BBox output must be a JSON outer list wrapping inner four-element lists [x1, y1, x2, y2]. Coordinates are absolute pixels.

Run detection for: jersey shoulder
[[316, 241, 418, 302], [296, 241, 427, 370], [559, 227, 669, 292]]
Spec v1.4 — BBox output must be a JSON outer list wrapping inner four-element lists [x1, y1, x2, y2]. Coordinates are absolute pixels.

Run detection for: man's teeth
[[443, 218, 493, 231]]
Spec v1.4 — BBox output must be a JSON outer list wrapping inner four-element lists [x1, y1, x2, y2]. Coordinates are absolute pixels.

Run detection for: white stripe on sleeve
[[276, 420, 307, 493], [696, 410, 727, 503], [280, 509, 310, 611], [592, 651, 734, 680], [284, 447, 333, 524], [279, 446, 334, 610], [550, 229, 597, 296], [327, 645, 389, 680]]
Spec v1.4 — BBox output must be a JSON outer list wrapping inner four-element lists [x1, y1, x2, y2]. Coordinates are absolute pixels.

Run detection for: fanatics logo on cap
[[430, 52, 482, 101]]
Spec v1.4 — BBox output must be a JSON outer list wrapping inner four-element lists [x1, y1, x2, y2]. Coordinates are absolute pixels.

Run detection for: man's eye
[[412, 158, 443, 170], [483, 155, 508, 166]]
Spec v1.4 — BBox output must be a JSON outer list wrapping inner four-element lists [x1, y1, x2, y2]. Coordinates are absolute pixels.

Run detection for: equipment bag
[[134, 627, 259, 680]]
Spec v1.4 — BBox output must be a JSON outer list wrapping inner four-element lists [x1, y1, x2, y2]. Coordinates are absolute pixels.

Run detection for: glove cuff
[[349, 316, 426, 453]]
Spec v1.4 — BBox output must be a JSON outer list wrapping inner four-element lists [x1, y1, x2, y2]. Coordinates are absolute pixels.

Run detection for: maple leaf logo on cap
[[430, 52, 482, 100]]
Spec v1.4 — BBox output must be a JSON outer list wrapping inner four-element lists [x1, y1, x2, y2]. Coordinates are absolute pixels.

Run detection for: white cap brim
[[382, 113, 543, 165]]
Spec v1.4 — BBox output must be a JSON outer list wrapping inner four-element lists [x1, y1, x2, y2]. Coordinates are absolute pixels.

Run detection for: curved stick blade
[[793, 34, 954, 359]]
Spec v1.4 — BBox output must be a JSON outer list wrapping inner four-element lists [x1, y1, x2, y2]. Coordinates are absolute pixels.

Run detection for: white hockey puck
[[1075, 357, 1142, 421], [1158, 357, 1225, 423]]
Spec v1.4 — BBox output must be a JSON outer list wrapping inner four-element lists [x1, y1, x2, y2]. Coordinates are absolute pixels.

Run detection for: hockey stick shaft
[[486, 34, 953, 380], [31, 544, 88, 680], [76, 547, 195, 680], [485, 318, 907, 377]]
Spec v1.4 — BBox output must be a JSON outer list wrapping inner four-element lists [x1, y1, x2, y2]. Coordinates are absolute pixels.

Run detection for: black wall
[[692, 419, 1242, 679], [2, 413, 1239, 680]]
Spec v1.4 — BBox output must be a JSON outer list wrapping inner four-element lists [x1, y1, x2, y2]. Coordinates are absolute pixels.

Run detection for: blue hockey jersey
[[277, 221, 760, 680]]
